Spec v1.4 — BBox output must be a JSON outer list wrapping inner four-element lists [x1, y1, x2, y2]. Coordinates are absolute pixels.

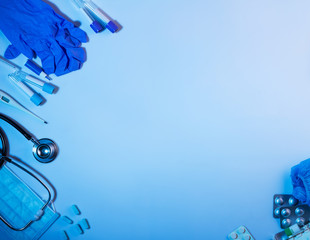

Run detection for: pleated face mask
[[0, 165, 59, 240]]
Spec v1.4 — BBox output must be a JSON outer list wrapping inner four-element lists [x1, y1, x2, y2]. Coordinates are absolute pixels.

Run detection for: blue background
[[1, 0, 310, 239]]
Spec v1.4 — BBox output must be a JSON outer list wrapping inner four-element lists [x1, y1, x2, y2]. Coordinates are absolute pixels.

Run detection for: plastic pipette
[[0, 90, 47, 124]]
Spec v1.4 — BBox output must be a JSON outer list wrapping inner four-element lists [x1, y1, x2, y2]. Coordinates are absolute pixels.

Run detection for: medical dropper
[[0, 90, 47, 124]]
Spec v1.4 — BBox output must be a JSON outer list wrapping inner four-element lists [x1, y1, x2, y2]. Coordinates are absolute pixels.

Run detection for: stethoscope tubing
[[0, 114, 33, 141], [0, 113, 54, 231]]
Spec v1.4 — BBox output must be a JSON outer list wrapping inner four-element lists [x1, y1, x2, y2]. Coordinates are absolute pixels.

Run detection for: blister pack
[[279, 204, 310, 229], [274, 223, 310, 240], [227, 226, 255, 240], [273, 194, 299, 218]]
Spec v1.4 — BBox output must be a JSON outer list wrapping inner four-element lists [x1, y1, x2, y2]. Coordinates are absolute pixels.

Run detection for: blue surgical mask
[[0, 165, 59, 240]]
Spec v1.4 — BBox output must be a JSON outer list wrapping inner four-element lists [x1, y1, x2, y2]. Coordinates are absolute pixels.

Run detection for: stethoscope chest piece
[[32, 138, 58, 163]]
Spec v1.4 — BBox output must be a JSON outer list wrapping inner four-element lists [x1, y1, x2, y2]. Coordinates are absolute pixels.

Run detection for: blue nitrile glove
[[291, 158, 310, 205], [0, 0, 87, 76]]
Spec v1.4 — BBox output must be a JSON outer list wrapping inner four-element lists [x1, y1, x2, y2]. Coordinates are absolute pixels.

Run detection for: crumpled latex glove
[[0, 0, 87, 76], [291, 158, 310, 205]]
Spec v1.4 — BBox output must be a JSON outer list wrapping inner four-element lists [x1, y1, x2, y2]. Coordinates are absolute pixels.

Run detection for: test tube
[[15, 71, 55, 94], [82, 0, 118, 33], [8, 73, 43, 106], [72, 0, 103, 33], [83, 7, 104, 33]]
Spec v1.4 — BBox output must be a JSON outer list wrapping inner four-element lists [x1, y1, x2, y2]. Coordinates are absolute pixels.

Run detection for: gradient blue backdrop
[[1, 0, 310, 239]]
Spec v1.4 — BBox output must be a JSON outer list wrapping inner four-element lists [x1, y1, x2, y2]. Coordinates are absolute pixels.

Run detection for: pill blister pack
[[279, 204, 310, 229], [274, 223, 310, 240], [273, 194, 299, 218], [227, 226, 255, 240]]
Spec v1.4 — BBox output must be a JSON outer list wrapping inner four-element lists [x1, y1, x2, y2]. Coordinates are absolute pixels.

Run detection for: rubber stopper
[[42, 83, 55, 94], [30, 93, 43, 106], [25, 59, 42, 76], [106, 21, 118, 33], [90, 20, 104, 33]]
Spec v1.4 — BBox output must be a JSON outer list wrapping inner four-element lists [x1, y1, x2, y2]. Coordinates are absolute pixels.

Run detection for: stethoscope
[[0, 113, 58, 231]]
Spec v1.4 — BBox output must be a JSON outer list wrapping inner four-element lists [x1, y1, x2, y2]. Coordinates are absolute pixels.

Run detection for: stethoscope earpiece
[[32, 138, 58, 163]]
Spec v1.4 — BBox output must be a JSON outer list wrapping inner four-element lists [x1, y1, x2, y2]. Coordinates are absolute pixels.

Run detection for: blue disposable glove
[[291, 158, 310, 205], [0, 0, 87, 76]]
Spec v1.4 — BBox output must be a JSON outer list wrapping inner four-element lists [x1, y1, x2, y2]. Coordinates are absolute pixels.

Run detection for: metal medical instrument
[[0, 90, 47, 124], [0, 114, 59, 235], [0, 114, 58, 163], [72, 0, 118, 33]]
